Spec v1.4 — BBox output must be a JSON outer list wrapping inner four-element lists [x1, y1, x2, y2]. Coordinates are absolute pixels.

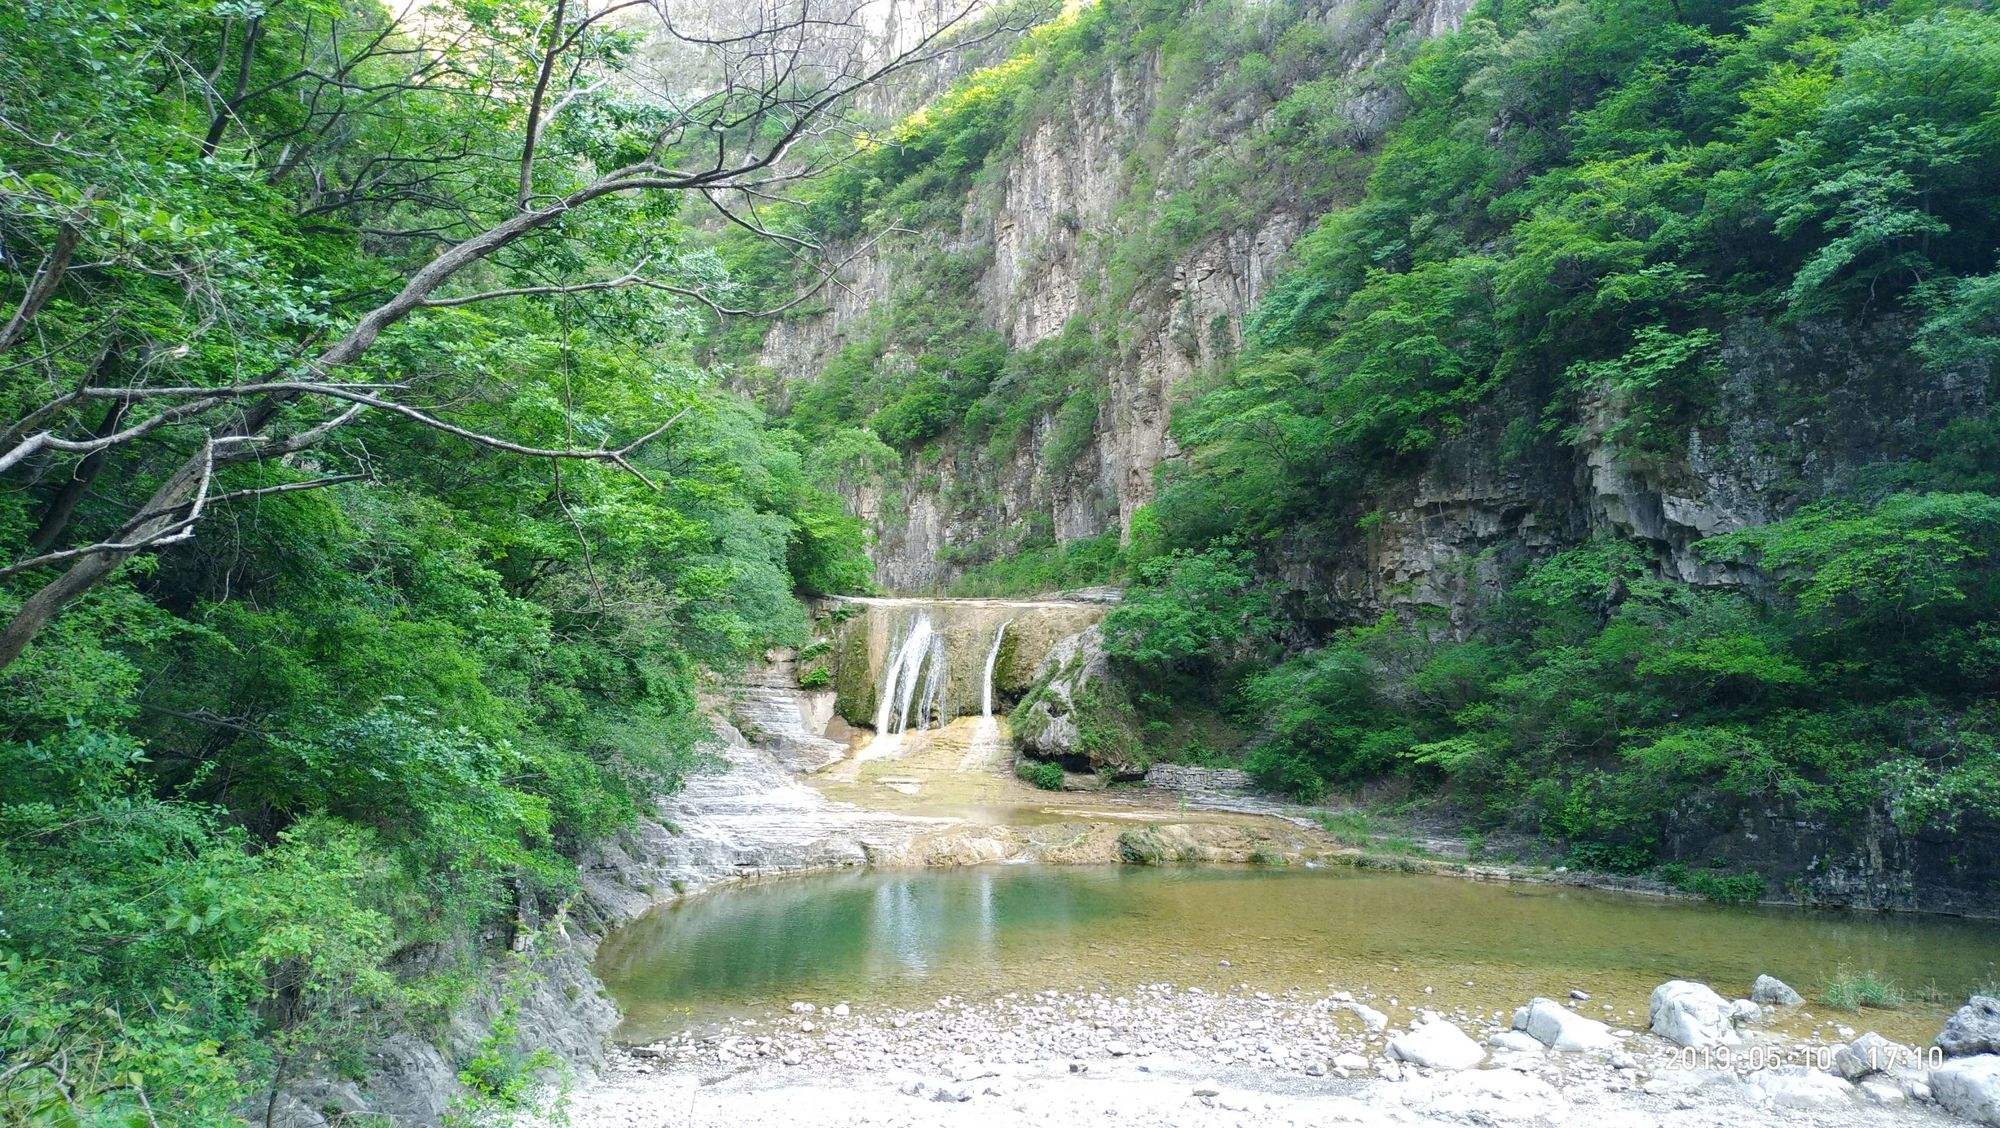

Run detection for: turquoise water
[[598, 865, 2000, 1042]]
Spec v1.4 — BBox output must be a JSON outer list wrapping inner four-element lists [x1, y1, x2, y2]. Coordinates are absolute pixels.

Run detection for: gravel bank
[[550, 982, 1962, 1127]]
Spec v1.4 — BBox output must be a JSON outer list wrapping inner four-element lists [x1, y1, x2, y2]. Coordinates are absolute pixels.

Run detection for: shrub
[[1016, 759, 1065, 790], [1674, 869, 1768, 905], [1103, 544, 1275, 674], [1314, 810, 1375, 848]]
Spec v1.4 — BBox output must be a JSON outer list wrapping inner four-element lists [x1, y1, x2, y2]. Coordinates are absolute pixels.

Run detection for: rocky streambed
[[556, 977, 2000, 1128]]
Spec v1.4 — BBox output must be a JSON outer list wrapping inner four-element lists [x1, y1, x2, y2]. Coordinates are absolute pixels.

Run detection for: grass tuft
[[1823, 966, 1906, 1011]]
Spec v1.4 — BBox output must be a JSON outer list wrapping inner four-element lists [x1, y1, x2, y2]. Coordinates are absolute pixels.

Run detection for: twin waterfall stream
[[868, 610, 1013, 746], [823, 595, 1110, 763]]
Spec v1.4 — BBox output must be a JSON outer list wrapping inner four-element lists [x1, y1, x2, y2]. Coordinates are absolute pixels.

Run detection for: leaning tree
[[0, 0, 1027, 667]]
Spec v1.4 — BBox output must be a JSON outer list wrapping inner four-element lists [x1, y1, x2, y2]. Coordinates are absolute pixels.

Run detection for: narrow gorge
[[8, 0, 2000, 1126]]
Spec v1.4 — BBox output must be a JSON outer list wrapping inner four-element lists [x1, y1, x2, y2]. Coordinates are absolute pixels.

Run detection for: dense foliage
[[0, 0, 868, 1121], [1115, 0, 2000, 872], [1157, 0, 2000, 540]]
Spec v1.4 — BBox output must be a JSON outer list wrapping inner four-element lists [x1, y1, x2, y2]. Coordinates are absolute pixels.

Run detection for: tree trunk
[[0, 444, 210, 668], [26, 399, 127, 554]]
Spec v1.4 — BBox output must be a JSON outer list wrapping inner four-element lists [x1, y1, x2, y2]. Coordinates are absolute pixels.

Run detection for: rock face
[[581, 717, 947, 922], [820, 596, 1109, 732], [1011, 623, 1119, 768], [1942, 997, 2000, 1058], [728, 654, 847, 772], [1387, 1020, 1486, 1072], [1648, 981, 1752, 1049], [1512, 998, 1617, 1052], [756, 0, 1477, 594], [1932, 1056, 2000, 1126], [1751, 974, 1805, 1007]]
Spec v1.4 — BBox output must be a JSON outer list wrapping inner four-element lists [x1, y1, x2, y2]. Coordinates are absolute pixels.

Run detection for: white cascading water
[[872, 612, 939, 738], [981, 622, 1009, 719], [908, 628, 946, 732]]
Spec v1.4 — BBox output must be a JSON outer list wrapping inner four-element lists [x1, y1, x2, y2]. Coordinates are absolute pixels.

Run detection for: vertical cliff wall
[[749, 0, 1477, 592]]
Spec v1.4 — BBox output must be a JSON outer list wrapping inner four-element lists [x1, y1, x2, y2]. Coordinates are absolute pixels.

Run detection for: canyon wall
[[755, 0, 1478, 592], [752, 0, 1988, 642]]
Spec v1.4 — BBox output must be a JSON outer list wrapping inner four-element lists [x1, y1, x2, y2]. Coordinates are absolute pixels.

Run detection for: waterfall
[[981, 622, 1009, 719], [908, 629, 946, 732], [872, 612, 942, 735]]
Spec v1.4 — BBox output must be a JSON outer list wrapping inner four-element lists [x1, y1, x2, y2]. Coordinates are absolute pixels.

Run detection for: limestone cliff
[[753, 0, 1476, 592], [1275, 318, 1990, 634]]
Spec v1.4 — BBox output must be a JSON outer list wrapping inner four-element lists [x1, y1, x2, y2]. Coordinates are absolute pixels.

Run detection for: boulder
[[1941, 997, 2000, 1058], [1751, 974, 1804, 1006], [1013, 625, 1143, 773], [1932, 1055, 2000, 1126], [1743, 1066, 1855, 1108], [1388, 1021, 1487, 1072], [1648, 980, 1748, 1048], [1335, 1000, 1389, 1032], [1513, 997, 1619, 1052], [1832, 1032, 1903, 1081], [1487, 1031, 1545, 1055]]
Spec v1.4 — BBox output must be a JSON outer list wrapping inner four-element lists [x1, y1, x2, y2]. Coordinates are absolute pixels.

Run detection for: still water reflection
[[598, 866, 2000, 1043]]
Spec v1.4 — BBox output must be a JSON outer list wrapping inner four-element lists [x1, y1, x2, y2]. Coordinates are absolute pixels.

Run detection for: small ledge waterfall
[[981, 622, 1009, 720], [872, 612, 943, 736], [822, 596, 1111, 738]]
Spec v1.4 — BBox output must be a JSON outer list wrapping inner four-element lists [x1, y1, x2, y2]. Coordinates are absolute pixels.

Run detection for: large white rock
[[1743, 1066, 1855, 1108], [1388, 1020, 1487, 1072], [1751, 974, 1804, 1006], [1933, 1055, 2000, 1126], [1513, 997, 1619, 1052], [1832, 1032, 1905, 1081], [1648, 980, 1749, 1048], [1942, 997, 2000, 1058]]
